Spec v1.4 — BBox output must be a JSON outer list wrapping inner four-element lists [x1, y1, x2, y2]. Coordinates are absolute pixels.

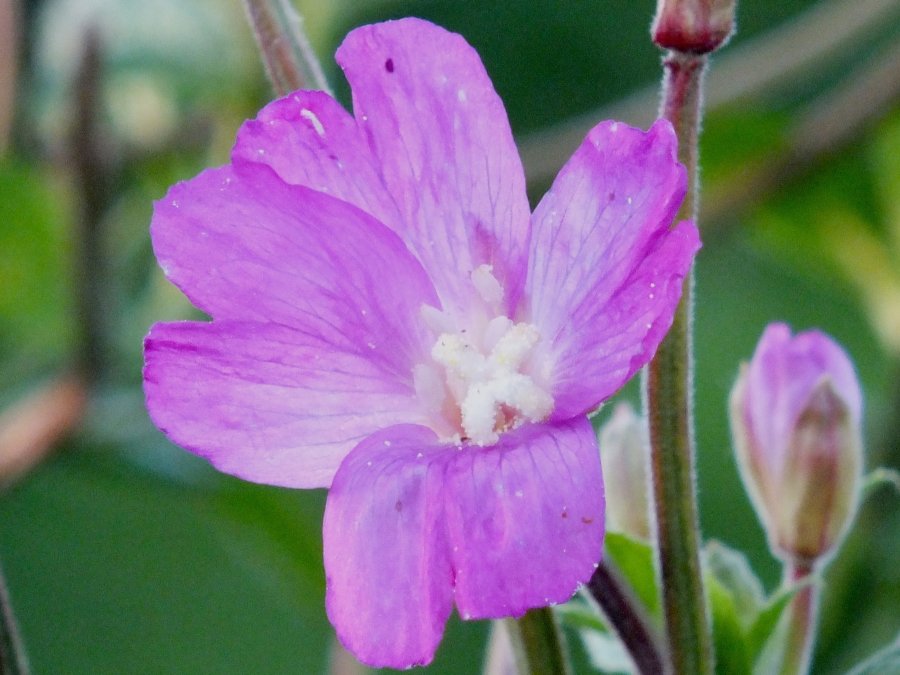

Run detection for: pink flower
[[730, 324, 863, 565], [143, 18, 699, 668]]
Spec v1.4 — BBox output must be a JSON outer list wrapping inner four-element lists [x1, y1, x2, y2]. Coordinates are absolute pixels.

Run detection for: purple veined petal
[[144, 321, 431, 488], [336, 18, 531, 318], [744, 323, 862, 475], [152, 162, 438, 374], [445, 417, 604, 618], [792, 329, 862, 421], [526, 119, 700, 418], [323, 425, 454, 669], [549, 219, 699, 418], [232, 89, 402, 231]]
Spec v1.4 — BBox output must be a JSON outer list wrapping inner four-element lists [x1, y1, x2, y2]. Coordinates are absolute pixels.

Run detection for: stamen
[[471, 264, 504, 307], [430, 317, 553, 445], [415, 264, 552, 445]]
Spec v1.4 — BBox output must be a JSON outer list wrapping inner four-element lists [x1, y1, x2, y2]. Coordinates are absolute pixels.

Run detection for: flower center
[[414, 265, 554, 445]]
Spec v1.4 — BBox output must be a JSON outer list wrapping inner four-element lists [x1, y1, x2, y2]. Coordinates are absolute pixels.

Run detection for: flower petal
[[526, 120, 700, 417], [745, 323, 862, 469], [445, 418, 604, 618], [152, 162, 438, 373], [323, 425, 454, 668], [232, 89, 401, 230], [336, 18, 531, 316], [144, 322, 430, 488]]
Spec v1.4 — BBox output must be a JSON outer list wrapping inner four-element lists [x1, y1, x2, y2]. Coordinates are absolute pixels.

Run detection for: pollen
[[420, 266, 553, 445]]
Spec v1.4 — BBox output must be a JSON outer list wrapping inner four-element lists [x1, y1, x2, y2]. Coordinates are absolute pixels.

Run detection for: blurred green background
[[1, 0, 898, 672]]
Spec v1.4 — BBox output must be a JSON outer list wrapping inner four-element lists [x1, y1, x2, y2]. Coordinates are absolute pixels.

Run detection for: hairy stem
[[586, 561, 667, 675], [780, 562, 819, 675], [644, 50, 713, 675], [506, 608, 571, 675], [242, 0, 331, 96]]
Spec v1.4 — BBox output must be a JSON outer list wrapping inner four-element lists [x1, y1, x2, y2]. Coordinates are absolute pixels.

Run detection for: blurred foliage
[[1, 0, 898, 673]]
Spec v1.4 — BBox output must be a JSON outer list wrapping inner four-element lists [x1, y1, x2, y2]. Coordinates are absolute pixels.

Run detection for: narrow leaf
[[604, 532, 661, 619], [746, 584, 803, 667], [703, 540, 765, 626], [0, 563, 30, 675], [845, 634, 900, 675], [706, 573, 752, 675]]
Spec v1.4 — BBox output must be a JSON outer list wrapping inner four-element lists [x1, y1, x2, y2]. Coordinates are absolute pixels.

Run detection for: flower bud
[[599, 403, 651, 541], [652, 0, 736, 54], [730, 324, 863, 566]]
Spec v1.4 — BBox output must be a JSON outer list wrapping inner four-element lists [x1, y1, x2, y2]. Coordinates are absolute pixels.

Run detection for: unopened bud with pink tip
[[652, 0, 736, 53], [599, 403, 651, 541], [730, 324, 863, 566]]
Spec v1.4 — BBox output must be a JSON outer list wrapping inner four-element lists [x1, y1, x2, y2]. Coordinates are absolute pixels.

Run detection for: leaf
[[861, 467, 900, 500], [703, 540, 766, 627], [845, 634, 900, 675], [579, 630, 635, 674], [555, 597, 611, 634], [746, 585, 801, 668], [603, 532, 660, 620], [706, 572, 752, 675]]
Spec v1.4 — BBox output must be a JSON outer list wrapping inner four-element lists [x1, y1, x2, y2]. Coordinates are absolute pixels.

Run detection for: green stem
[[643, 51, 713, 675], [780, 562, 819, 675], [242, 0, 331, 96], [506, 608, 571, 675]]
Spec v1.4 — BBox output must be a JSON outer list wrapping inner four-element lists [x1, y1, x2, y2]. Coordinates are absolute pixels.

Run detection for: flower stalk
[[779, 562, 819, 675], [587, 561, 667, 675], [242, 0, 331, 96], [644, 49, 712, 675], [507, 608, 571, 675], [644, 1, 735, 673]]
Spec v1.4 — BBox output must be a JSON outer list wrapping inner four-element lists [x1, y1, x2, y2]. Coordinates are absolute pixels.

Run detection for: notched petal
[[323, 425, 454, 668], [444, 419, 604, 618]]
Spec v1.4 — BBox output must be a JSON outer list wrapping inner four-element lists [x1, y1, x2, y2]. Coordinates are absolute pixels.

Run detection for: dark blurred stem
[[643, 51, 713, 675], [704, 38, 900, 227], [242, 0, 331, 96], [507, 608, 571, 675], [586, 561, 666, 675], [0, 562, 30, 675], [780, 561, 819, 675], [0, 0, 18, 153], [71, 28, 112, 385]]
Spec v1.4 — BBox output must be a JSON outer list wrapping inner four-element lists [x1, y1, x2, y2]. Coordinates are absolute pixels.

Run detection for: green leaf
[[603, 532, 660, 620], [845, 634, 900, 675], [706, 573, 752, 675], [703, 540, 766, 627], [861, 467, 900, 500], [579, 629, 633, 674], [555, 597, 610, 634], [747, 585, 801, 668]]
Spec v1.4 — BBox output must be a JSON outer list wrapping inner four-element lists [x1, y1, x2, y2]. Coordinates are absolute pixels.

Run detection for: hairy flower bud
[[599, 403, 651, 541], [652, 0, 736, 54], [730, 324, 863, 566]]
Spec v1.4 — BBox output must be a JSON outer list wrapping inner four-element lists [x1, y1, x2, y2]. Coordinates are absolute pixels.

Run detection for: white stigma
[[421, 265, 553, 445]]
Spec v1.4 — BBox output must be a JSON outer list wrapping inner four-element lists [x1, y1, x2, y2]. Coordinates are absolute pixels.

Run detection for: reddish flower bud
[[652, 0, 736, 54], [730, 324, 863, 565]]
